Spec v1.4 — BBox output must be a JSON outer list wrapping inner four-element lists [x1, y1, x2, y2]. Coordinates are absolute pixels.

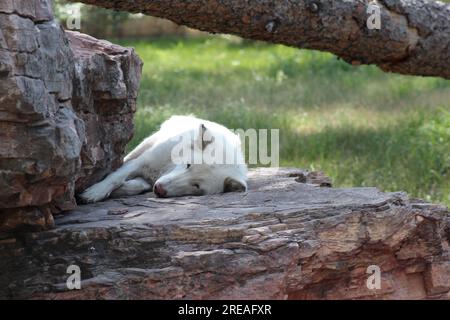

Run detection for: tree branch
[[70, 0, 450, 79]]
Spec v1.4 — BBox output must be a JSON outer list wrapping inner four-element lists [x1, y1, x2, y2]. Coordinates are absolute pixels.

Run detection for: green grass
[[115, 36, 450, 206]]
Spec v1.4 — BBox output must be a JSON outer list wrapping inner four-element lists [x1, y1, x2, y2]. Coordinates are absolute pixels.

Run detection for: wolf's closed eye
[[192, 183, 200, 189]]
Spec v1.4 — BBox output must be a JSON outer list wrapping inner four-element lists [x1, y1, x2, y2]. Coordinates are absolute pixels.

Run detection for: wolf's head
[[153, 123, 247, 198]]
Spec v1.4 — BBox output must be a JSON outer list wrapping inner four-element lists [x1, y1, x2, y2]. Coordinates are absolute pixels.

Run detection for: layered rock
[[0, 168, 448, 299], [0, 1, 142, 235], [68, 31, 142, 193]]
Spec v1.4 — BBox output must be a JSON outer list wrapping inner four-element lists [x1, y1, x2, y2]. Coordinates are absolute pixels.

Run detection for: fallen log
[[71, 0, 450, 79]]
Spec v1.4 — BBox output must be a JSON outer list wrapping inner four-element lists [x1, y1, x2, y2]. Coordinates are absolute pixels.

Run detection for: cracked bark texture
[[0, 1, 142, 234], [1, 168, 449, 300], [72, 0, 450, 79]]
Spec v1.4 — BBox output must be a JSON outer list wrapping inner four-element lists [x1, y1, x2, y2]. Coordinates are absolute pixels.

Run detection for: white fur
[[79, 115, 248, 203]]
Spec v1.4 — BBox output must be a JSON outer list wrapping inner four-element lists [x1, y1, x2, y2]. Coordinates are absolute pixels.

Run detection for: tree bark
[[1, 168, 449, 299], [71, 0, 450, 79]]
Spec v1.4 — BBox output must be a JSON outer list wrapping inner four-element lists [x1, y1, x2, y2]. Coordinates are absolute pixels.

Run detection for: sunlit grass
[[115, 36, 450, 206]]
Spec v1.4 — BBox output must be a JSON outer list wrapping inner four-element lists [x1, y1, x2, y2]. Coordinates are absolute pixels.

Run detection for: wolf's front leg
[[110, 178, 152, 198], [79, 159, 142, 203]]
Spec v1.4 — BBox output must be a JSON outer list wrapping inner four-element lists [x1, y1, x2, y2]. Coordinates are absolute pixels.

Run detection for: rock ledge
[[1, 168, 449, 300]]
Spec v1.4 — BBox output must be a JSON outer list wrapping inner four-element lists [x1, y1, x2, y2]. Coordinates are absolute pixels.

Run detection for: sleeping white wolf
[[79, 115, 248, 203]]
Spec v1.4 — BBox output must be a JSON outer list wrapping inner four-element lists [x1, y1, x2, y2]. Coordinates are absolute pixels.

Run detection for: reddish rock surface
[[0, 168, 448, 300], [68, 31, 142, 193], [0, 1, 142, 235]]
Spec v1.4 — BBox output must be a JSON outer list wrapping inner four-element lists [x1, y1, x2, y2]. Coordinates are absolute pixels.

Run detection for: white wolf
[[79, 115, 248, 203]]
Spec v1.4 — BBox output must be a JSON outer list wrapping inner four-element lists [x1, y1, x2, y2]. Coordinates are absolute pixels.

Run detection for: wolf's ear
[[196, 123, 214, 150], [224, 177, 247, 193]]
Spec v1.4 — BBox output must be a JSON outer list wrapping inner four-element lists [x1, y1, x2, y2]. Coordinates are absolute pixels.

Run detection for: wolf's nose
[[154, 183, 167, 197]]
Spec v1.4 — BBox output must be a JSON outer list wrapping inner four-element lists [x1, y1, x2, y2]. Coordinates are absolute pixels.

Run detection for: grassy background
[[116, 36, 449, 206]]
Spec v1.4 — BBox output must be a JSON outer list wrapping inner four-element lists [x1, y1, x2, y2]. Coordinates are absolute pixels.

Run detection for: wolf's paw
[[78, 182, 111, 203]]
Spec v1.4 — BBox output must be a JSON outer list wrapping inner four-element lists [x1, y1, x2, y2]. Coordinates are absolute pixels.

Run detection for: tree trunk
[[1, 168, 449, 299], [71, 0, 450, 79]]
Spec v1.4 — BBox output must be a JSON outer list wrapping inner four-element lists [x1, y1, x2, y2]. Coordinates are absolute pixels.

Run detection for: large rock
[[68, 31, 142, 193], [0, 1, 142, 235], [0, 168, 448, 299]]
